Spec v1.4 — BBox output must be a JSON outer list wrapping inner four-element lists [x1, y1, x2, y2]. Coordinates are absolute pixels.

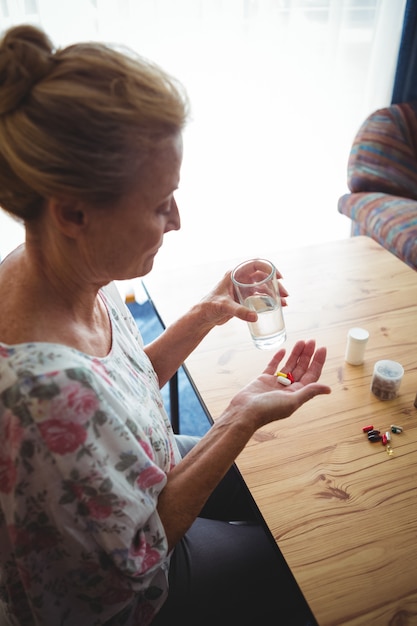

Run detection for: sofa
[[338, 101, 417, 270]]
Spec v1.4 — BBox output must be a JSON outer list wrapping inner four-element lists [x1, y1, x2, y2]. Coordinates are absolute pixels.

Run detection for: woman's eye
[[157, 201, 171, 216]]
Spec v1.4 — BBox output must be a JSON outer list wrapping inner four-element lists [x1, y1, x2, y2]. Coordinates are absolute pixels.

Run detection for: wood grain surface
[[144, 237, 417, 626]]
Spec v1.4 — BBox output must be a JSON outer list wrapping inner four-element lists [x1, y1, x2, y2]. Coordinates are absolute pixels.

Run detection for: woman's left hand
[[145, 269, 287, 388], [198, 269, 289, 328]]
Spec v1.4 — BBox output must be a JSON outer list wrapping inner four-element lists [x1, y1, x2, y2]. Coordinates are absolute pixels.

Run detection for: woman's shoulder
[[0, 246, 29, 343], [0, 341, 96, 393]]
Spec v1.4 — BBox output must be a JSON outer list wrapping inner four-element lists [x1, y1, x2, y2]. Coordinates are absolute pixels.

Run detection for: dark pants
[[152, 436, 317, 626]]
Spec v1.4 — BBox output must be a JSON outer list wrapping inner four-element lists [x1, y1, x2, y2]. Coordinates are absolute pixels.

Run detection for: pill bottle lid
[[347, 327, 369, 343], [374, 359, 404, 379]]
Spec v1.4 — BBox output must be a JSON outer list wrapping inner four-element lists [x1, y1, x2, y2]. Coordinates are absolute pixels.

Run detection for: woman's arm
[[144, 270, 288, 388], [157, 340, 330, 551]]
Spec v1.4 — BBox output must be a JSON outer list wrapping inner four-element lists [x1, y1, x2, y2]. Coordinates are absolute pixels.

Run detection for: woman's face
[[82, 133, 183, 282]]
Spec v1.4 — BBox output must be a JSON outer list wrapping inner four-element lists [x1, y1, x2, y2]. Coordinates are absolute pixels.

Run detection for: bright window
[[0, 0, 407, 265]]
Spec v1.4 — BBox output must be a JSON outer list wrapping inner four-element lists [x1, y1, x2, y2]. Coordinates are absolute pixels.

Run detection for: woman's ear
[[45, 197, 88, 238]]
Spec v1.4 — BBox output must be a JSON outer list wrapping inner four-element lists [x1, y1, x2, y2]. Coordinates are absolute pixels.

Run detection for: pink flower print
[[39, 419, 87, 454], [130, 534, 162, 573], [136, 548, 162, 575], [0, 456, 17, 493], [70, 483, 84, 500], [2, 410, 24, 455], [91, 359, 112, 384], [0, 345, 9, 358], [138, 439, 154, 460], [136, 465, 165, 490], [86, 497, 113, 520], [50, 381, 99, 424]]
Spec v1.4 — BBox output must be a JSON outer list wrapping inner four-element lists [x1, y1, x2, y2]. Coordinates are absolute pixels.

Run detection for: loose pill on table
[[362, 425, 374, 432], [382, 434, 388, 445], [368, 433, 382, 442], [391, 425, 403, 433], [367, 429, 380, 436], [385, 431, 391, 442]]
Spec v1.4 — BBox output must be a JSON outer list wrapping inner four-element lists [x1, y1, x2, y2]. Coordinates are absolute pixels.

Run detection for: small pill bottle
[[371, 360, 404, 400], [345, 327, 369, 365]]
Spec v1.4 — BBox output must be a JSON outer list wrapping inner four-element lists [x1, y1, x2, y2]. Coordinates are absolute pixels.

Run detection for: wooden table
[[143, 236, 417, 626]]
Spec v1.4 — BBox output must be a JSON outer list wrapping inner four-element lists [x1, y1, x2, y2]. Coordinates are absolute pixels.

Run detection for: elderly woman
[[0, 24, 330, 626]]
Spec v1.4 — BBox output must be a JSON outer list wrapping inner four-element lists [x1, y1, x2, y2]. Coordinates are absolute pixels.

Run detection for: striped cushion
[[338, 192, 417, 270], [348, 102, 417, 199]]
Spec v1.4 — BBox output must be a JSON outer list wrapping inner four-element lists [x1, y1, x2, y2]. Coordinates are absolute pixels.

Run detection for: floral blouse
[[0, 284, 181, 625]]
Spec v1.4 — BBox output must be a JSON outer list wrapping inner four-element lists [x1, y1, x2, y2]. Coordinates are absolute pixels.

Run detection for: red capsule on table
[[362, 425, 374, 433], [381, 434, 388, 445]]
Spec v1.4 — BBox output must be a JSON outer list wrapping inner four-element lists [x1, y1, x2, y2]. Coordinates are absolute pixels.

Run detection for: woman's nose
[[166, 197, 181, 232]]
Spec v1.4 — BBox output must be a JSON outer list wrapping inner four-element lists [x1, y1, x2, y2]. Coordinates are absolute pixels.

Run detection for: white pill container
[[345, 327, 369, 365]]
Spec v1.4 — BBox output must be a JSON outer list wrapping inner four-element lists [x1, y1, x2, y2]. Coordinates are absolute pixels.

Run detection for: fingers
[[282, 340, 315, 376], [289, 344, 327, 386], [283, 340, 327, 382], [263, 349, 287, 375], [278, 280, 289, 307], [282, 380, 332, 413], [234, 343, 331, 427], [263, 340, 323, 380], [282, 382, 331, 416], [228, 267, 289, 306], [301, 346, 327, 383], [233, 303, 258, 323], [296, 382, 331, 403]]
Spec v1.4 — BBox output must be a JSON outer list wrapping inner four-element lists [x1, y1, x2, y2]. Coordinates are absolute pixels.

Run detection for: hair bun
[[0, 24, 55, 116]]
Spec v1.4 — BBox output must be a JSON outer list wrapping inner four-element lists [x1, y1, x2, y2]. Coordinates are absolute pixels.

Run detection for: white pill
[[276, 376, 291, 386]]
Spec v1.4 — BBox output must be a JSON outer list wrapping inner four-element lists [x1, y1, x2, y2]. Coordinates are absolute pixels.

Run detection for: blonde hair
[[0, 24, 189, 220]]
